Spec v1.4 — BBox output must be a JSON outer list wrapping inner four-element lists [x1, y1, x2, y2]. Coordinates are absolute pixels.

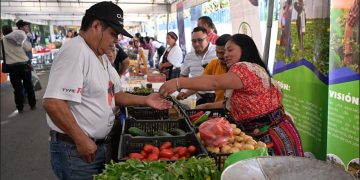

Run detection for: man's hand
[[159, 79, 177, 97], [146, 93, 173, 110], [75, 136, 98, 163]]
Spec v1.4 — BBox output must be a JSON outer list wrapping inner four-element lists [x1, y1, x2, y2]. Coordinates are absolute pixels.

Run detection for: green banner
[[327, 0, 359, 177], [273, 65, 328, 160], [273, 0, 330, 160]]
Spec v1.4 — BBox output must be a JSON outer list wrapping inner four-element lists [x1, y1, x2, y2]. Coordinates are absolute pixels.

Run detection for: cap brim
[[109, 23, 133, 38]]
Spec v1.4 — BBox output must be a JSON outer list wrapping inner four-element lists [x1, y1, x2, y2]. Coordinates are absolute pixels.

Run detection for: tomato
[[147, 153, 159, 161], [152, 147, 160, 156], [160, 141, 172, 150], [177, 147, 187, 157], [143, 144, 156, 153], [170, 156, 178, 160], [190, 111, 205, 122], [159, 149, 174, 158], [140, 150, 148, 158], [172, 147, 181, 154], [159, 157, 170, 160], [129, 153, 144, 160], [187, 145, 196, 155]]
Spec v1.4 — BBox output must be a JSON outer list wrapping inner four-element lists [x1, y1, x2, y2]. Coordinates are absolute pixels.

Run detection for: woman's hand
[[146, 93, 173, 110], [159, 79, 177, 97], [176, 92, 188, 100]]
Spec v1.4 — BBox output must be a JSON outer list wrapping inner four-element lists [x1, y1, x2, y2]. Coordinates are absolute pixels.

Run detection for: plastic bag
[[31, 71, 42, 91], [199, 117, 233, 147], [223, 147, 269, 169]]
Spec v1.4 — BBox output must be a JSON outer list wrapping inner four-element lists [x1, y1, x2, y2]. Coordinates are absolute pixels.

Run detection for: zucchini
[[128, 127, 149, 136], [193, 111, 211, 126], [154, 130, 173, 136], [169, 128, 187, 136]]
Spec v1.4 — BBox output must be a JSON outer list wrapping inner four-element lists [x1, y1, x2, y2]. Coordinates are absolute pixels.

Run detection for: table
[[32, 49, 59, 70]]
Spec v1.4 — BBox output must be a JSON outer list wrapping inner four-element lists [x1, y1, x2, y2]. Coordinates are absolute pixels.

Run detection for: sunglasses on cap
[[191, 36, 207, 43]]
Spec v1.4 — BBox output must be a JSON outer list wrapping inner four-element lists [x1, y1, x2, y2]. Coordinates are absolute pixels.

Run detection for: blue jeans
[[49, 132, 107, 180]]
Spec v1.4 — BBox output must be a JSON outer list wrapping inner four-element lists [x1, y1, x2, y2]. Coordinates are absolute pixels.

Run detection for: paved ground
[[1, 70, 57, 180]]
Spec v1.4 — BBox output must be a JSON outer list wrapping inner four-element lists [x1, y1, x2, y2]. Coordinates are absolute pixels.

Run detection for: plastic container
[[122, 117, 194, 136], [118, 133, 208, 161], [126, 106, 169, 120], [126, 97, 185, 120]]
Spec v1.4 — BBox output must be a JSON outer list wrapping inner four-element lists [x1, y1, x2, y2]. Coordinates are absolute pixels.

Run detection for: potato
[[244, 135, 253, 142], [233, 142, 243, 149], [233, 128, 241, 135], [235, 136, 244, 142], [242, 144, 255, 150], [221, 145, 231, 153], [228, 136, 235, 144], [256, 141, 267, 149], [207, 146, 220, 154], [248, 139, 257, 146], [230, 147, 240, 153], [230, 124, 237, 129], [239, 132, 246, 137]]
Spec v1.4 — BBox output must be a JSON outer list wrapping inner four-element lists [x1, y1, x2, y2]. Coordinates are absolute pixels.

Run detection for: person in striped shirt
[[198, 16, 219, 45]]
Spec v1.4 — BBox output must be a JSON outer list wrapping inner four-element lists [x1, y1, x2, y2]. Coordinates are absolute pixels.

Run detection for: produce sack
[[199, 117, 233, 147], [31, 70, 42, 91], [223, 147, 268, 169]]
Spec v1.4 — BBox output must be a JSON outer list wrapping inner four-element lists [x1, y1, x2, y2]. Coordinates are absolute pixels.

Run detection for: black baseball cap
[[16, 20, 31, 28], [85, 1, 133, 38]]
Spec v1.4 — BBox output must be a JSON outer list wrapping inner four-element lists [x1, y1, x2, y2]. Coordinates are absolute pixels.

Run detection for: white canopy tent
[[0, 0, 178, 26]]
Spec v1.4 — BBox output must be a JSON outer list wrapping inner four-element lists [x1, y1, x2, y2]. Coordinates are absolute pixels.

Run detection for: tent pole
[[263, 0, 274, 67]]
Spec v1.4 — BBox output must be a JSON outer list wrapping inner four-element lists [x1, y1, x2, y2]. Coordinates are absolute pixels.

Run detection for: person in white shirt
[[180, 26, 217, 105], [2, 25, 36, 112], [42, 2, 173, 179], [159, 31, 183, 80]]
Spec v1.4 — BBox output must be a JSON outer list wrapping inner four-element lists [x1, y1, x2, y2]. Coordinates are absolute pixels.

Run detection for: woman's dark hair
[[228, 34, 270, 75], [2, 25, 13, 35], [80, 15, 109, 32], [167, 31, 178, 41], [135, 33, 141, 38], [144, 36, 151, 43], [215, 34, 231, 46]]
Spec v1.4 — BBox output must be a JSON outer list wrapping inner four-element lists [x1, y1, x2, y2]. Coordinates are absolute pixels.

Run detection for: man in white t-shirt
[[180, 26, 217, 105], [42, 2, 172, 179]]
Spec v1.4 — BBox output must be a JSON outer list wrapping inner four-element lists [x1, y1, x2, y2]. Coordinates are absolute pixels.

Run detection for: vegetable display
[[94, 157, 220, 180], [198, 121, 267, 154], [126, 141, 197, 161]]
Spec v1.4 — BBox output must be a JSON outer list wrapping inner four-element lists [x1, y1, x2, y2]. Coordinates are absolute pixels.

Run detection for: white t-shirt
[[44, 36, 121, 139], [159, 44, 183, 68], [180, 43, 217, 77]]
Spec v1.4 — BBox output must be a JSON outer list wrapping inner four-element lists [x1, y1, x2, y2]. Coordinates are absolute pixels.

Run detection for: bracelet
[[176, 78, 181, 92], [344, 52, 353, 57]]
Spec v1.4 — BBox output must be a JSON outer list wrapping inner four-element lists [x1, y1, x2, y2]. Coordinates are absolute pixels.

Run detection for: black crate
[[118, 133, 208, 161], [127, 106, 170, 119], [209, 152, 231, 171], [122, 117, 194, 136]]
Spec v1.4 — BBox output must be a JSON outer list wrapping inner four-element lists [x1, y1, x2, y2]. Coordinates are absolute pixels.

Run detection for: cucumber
[[128, 127, 149, 136], [154, 130, 173, 136], [193, 111, 211, 126], [169, 128, 187, 136]]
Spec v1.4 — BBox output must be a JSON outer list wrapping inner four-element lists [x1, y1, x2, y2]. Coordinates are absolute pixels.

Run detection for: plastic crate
[[122, 117, 194, 136], [209, 152, 231, 171], [126, 106, 170, 119], [118, 133, 208, 161]]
